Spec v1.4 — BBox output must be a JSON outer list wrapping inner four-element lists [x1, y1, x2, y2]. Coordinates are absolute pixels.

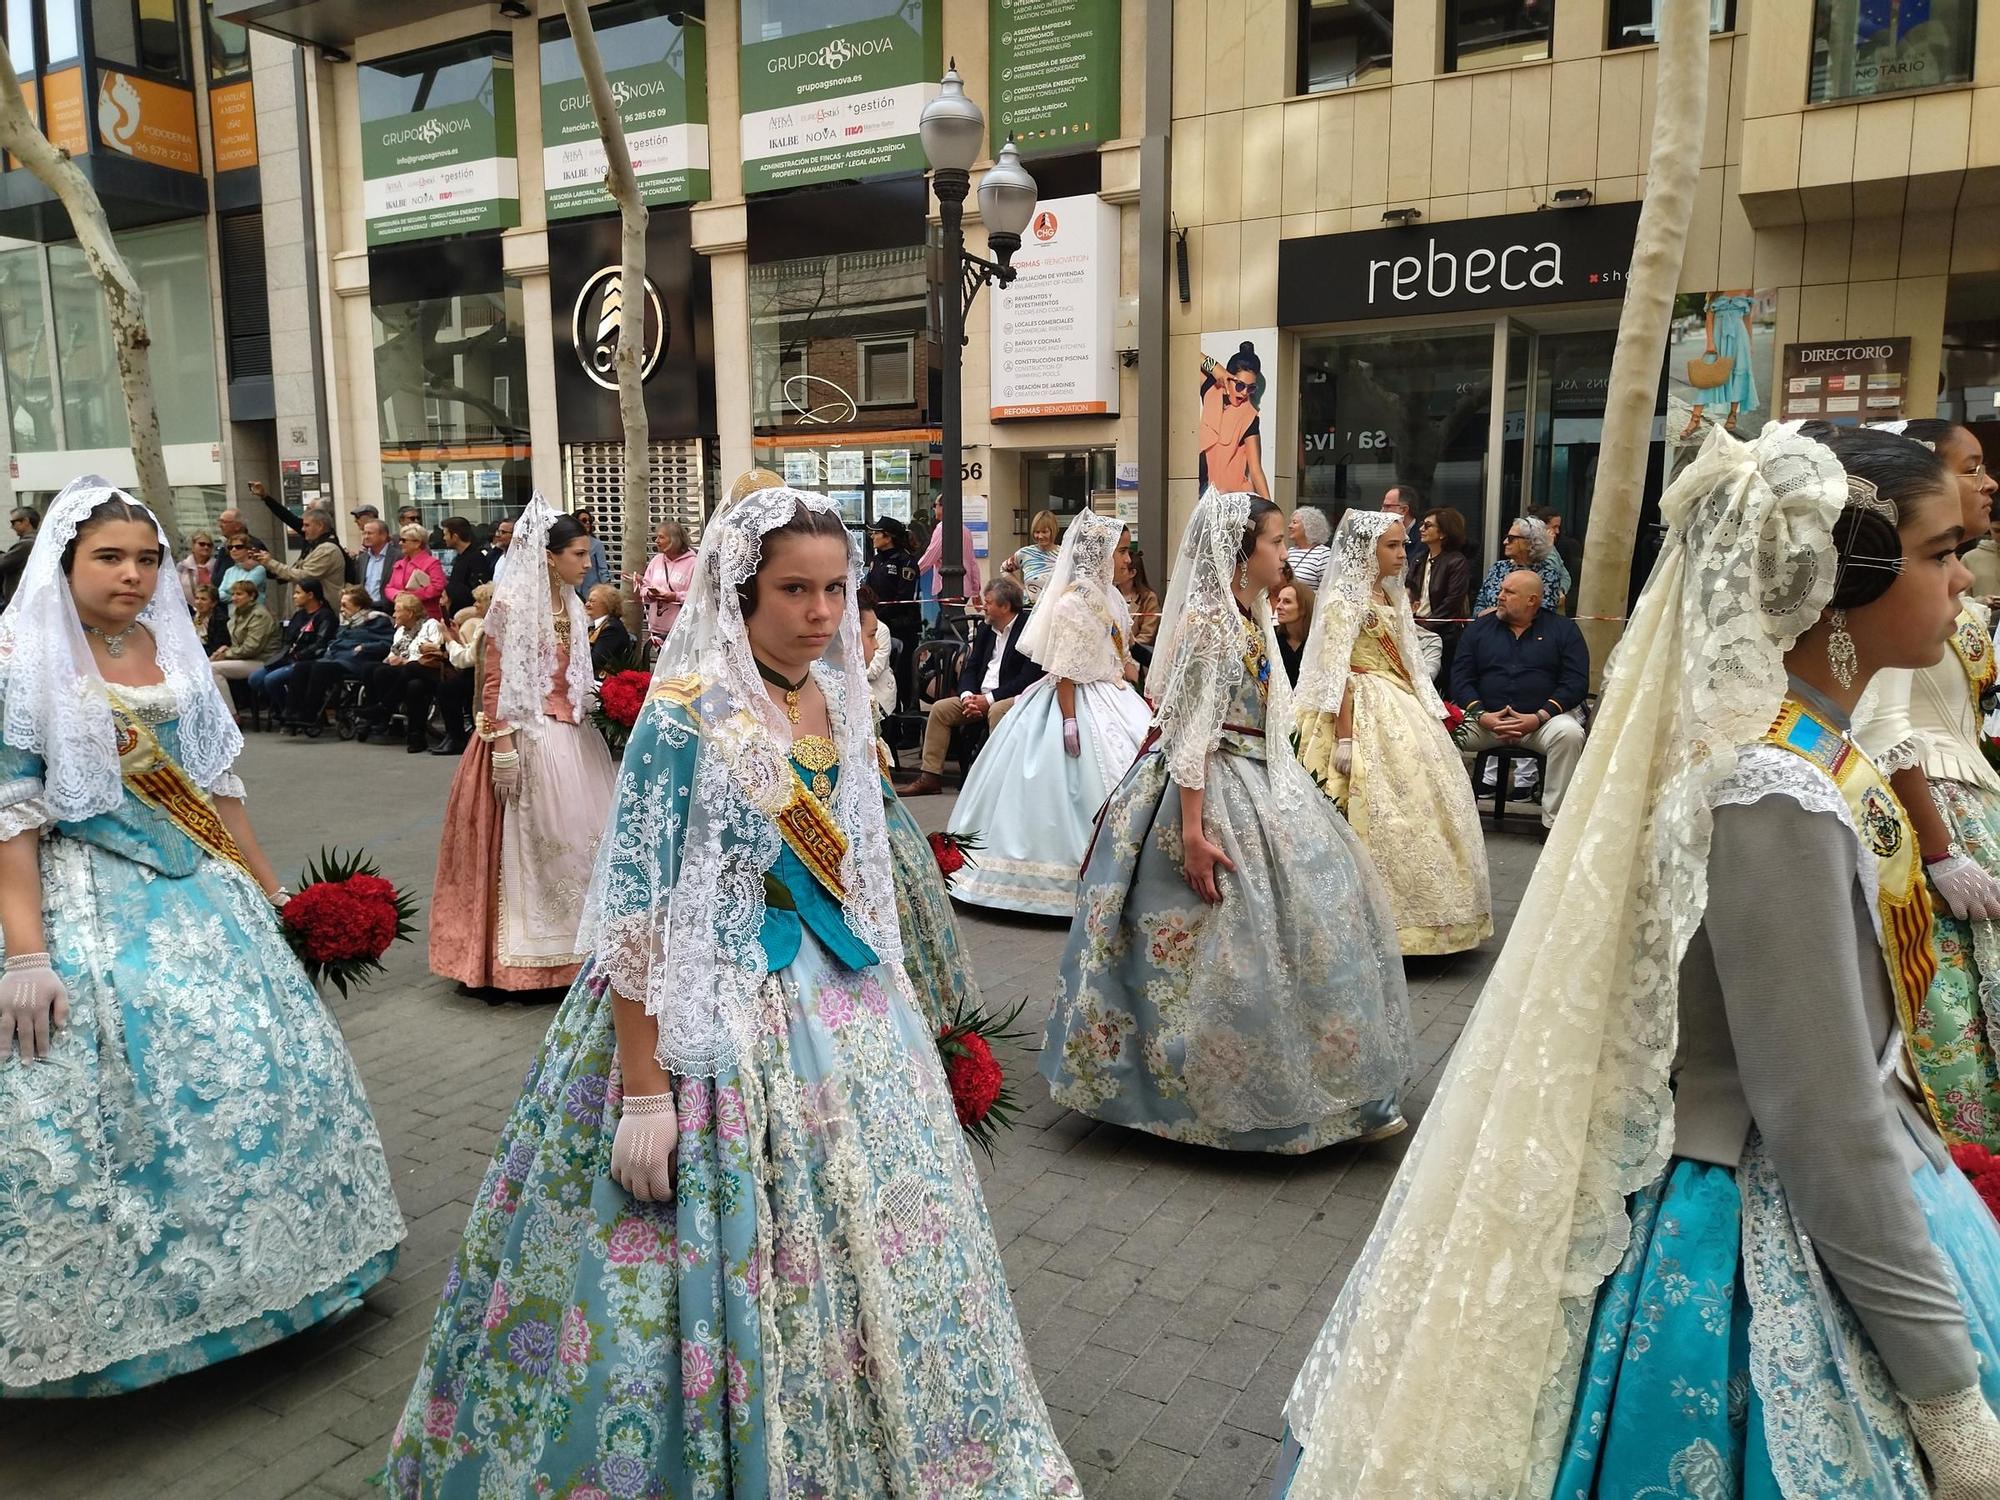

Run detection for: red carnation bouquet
[[928, 830, 982, 879], [936, 992, 1031, 1157], [1952, 1142, 2000, 1220], [279, 848, 417, 998], [592, 668, 652, 756]]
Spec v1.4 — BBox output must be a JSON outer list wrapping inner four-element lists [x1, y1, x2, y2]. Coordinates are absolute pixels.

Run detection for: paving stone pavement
[[0, 731, 1543, 1500]]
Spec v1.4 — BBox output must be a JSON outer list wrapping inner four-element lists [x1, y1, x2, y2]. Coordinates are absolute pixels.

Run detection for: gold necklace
[[791, 734, 839, 801], [756, 658, 810, 724]]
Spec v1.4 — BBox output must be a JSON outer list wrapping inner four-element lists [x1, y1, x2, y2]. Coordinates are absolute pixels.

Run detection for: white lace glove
[[490, 748, 521, 803], [1905, 1385, 2000, 1499], [1062, 717, 1081, 757], [1, 953, 70, 1063], [1927, 850, 2000, 921], [610, 1092, 678, 1202], [1334, 738, 1354, 776]]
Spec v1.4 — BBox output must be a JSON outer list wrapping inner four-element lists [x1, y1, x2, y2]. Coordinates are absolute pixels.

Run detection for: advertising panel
[[738, 0, 943, 194], [362, 59, 520, 247], [541, 5, 709, 219], [96, 71, 199, 173], [1781, 338, 1913, 425], [989, 0, 1119, 153], [990, 193, 1119, 420], [1666, 289, 1777, 437], [1195, 328, 1279, 499], [211, 79, 259, 172]]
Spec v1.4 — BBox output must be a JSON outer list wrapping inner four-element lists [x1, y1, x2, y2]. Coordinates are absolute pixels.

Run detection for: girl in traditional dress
[[385, 483, 1079, 1498], [1277, 424, 2000, 1500], [1295, 511, 1493, 956], [0, 477, 403, 1397], [947, 510, 1152, 918], [1040, 489, 1412, 1153], [428, 496, 616, 994], [1856, 417, 2000, 1148]]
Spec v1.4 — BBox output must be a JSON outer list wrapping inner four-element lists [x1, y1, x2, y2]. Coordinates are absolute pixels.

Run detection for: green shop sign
[[361, 62, 519, 247], [990, 0, 1119, 153], [541, 6, 709, 220], [738, 0, 942, 194]]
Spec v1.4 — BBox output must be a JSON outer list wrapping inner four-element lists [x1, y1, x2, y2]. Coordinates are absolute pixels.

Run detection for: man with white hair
[[247, 507, 347, 598], [1286, 505, 1333, 589], [1451, 568, 1589, 828]]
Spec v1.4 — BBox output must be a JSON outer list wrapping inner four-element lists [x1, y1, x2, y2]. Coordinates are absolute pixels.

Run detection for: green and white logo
[[361, 62, 519, 247], [541, 9, 709, 221]]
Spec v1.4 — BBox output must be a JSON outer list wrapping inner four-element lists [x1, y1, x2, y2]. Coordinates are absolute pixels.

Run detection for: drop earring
[[1826, 608, 1857, 690]]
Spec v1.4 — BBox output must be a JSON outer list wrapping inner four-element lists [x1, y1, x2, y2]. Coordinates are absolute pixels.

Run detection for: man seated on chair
[[1451, 568, 1589, 829], [895, 576, 1042, 796]]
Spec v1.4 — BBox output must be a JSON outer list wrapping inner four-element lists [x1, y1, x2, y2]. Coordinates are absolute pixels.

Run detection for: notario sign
[[1277, 203, 1642, 324]]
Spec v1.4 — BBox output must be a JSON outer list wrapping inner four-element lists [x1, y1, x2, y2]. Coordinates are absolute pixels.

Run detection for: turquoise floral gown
[[1041, 616, 1413, 1153], [881, 776, 982, 1033], [0, 679, 404, 1397], [386, 676, 1079, 1498]]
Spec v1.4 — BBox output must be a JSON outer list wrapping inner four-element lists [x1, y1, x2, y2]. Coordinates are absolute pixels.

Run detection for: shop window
[[1298, 327, 1495, 536], [92, 0, 188, 82], [1444, 0, 1553, 73], [0, 246, 56, 451], [202, 0, 248, 81], [1608, 0, 1732, 48], [5, 0, 35, 75], [359, 36, 504, 123], [750, 245, 930, 433], [857, 336, 913, 407], [1296, 0, 1393, 95], [1809, 0, 1975, 103]]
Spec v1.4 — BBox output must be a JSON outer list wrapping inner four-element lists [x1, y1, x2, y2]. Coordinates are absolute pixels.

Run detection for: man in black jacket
[[895, 576, 1041, 796], [439, 515, 496, 615], [1451, 568, 1590, 828]]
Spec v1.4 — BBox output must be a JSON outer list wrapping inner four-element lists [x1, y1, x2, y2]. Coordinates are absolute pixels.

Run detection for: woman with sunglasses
[[1197, 342, 1271, 499], [1854, 418, 2000, 1150], [218, 533, 268, 600], [1472, 515, 1565, 613]]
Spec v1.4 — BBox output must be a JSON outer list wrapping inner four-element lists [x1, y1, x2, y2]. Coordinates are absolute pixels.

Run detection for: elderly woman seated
[[1472, 514, 1566, 614]]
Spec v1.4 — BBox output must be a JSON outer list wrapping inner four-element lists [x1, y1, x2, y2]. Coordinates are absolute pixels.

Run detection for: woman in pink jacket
[[384, 524, 445, 620]]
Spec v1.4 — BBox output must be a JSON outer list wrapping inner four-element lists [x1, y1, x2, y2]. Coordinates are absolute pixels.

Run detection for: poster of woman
[[1668, 288, 1775, 440], [1197, 332, 1273, 498]]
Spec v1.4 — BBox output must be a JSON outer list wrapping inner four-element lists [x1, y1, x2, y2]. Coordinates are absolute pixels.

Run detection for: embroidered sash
[[771, 773, 848, 902], [1947, 603, 1996, 703], [1764, 697, 1943, 1130], [108, 696, 250, 875]]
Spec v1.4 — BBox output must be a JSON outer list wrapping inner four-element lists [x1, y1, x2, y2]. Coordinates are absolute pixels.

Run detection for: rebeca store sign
[[1278, 203, 1642, 325]]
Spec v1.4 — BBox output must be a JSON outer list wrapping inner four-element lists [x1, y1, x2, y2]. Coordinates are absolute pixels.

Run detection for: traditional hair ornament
[[1844, 471, 1897, 526], [1867, 418, 1936, 452]]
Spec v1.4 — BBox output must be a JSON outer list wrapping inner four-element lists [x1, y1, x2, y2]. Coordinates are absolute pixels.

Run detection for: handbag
[[1686, 350, 1734, 391]]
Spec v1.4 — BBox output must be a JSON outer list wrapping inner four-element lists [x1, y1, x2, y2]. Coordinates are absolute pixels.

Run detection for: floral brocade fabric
[[386, 695, 1078, 1498], [1040, 653, 1412, 1152]]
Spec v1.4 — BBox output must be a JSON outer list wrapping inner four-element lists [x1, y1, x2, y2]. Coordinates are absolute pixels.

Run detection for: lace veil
[[1149, 488, 1315, 805], [490, 492, 593, 734], [1294, 509, 1445, 722], [1284, 424, 1854, 1498], [576, 482, 901, 1075], [0, 475, 241, 820], [1016, 508, 1132, 683]]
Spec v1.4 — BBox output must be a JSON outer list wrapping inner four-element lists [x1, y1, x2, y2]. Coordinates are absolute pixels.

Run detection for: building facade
[[3, 0, 1985, 586], [0, 1, 332, 541]]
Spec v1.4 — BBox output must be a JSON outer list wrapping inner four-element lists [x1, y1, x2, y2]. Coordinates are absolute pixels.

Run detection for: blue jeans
[[248, 662, 298, 712]]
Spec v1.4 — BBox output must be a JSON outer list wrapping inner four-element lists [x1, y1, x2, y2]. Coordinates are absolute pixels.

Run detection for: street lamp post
[[920, 62, 1037, 618]]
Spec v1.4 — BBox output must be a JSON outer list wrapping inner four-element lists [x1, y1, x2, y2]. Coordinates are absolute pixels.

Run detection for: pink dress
[[428, 629, 615, 990]]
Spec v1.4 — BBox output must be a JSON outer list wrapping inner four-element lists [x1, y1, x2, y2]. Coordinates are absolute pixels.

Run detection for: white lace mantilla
[[1283, 423, 1856, 1498]]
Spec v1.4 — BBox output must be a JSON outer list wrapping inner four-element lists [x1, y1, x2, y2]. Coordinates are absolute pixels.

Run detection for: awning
[[213, 0, 476, 50]]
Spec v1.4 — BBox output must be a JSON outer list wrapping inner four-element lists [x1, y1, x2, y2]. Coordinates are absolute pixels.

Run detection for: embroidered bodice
[[1350, 609, 1417, 694], [1216, 617, 1271, 761], [762, 736, 877, 973], [0, 680, 246, 871]]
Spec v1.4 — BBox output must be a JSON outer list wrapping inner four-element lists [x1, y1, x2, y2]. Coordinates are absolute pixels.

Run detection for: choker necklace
[[84, 620, 143, 658], [755, 659, 810, 724]]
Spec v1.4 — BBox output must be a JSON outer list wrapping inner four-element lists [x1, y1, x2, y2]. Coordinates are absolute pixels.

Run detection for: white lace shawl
[[1283, 424, 1855, 1498], [1149, 488, 1317, 805], [1017, 510, 1131, 685], [491, 492, 592, 734], [0, 476, 242, 823], [575, 482, 901, 1076], [1294, 510, 1446, 722]]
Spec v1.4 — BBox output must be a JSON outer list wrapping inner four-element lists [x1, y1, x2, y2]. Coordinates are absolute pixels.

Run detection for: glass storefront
[[370, 237, 533, 528], [1941, 272, 2000, 469], [1297, 326, 1495, 533]]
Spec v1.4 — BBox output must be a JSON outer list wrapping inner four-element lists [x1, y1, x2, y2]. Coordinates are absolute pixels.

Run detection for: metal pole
[[934, 165, 969, 615]]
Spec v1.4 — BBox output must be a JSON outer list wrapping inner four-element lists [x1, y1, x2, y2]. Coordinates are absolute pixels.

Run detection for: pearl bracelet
[[621, 1093, 676, 1118], [2, 951, 50, 973]]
